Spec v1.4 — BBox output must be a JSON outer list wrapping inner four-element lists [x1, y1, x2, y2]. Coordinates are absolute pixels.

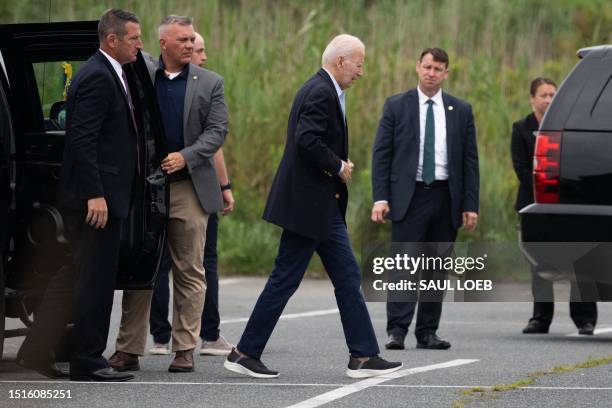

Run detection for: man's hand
[[161, 152, 186, 174], [86, 197, 108, 229], [221, 189, 235, 216], [462, 211, 478, 231], [371, 202, 390, 224], [339, 159, 354, 183]]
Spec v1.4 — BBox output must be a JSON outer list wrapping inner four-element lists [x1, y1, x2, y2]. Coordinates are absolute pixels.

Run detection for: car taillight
[[533, 131, 562, 203]]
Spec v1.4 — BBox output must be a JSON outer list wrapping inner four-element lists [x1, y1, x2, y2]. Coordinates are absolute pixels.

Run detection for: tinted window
[[591, 76, 612, 124], [559, 50, 612, 131]]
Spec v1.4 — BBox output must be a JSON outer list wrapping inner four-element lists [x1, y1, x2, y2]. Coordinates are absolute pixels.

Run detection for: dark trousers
[[237, 206, 380, 359], [530, 268, 597, 328], [18, 211, 123, 373], [386, 185, 457, 340], [150, 212, 220, 344], [17, 211, 80, 366], [70, 215, 123, 373]]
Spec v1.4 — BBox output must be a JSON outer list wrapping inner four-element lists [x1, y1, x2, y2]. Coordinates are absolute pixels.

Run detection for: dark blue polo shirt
[[155, 57, 189, 153]]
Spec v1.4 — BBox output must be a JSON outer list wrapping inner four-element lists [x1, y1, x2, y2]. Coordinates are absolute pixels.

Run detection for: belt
[[416, 180, 448, 189]]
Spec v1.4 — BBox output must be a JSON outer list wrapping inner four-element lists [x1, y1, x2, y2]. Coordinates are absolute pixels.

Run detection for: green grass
[[2, 0, 611, 274], [456, 354, 612, 406]]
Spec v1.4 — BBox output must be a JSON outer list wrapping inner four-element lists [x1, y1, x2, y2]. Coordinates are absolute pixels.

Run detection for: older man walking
[[224, 34, 402, 379]]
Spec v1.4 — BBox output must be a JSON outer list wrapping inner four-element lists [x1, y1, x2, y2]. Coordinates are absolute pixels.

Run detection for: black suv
[[0, 22, 168, 357], [520, 45, 612, 299]]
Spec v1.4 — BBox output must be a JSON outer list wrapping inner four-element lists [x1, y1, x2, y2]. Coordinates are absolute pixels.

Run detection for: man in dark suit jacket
[[371, 48, 479, 351], [16, 9, 141, 382], [23, 9, 142, 382], [512, 77, 597, 335], [224, 34, 401, 379]]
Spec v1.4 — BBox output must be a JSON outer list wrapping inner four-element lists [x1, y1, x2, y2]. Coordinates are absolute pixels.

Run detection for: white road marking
[[0, 380, 478, 388], [220, 308, 339, 325], [523, 386, 612, 390], [565, 327, 612, 337], [283, 359, 479, 408], [2, 381, 612, 391], [218, 278, 245, 286]]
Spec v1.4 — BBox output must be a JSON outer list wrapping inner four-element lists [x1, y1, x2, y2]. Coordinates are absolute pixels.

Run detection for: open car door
[[0, 21, 167, 297]]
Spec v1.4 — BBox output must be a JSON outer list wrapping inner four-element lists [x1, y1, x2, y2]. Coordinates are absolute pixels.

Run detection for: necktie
[[121, 70, 141, 172], [422, 99, 435, 184]]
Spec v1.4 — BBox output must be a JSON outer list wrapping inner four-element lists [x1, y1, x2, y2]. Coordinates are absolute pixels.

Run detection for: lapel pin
[[193, 75, 198, 80], [448, 105, 454, 111]]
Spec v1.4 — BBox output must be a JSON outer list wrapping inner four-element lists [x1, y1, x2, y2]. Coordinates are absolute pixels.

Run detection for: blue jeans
[[237, 206, 380, 359], [149, 213, 220, 344]]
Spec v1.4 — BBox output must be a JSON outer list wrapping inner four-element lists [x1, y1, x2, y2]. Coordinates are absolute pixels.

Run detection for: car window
[[32, 60, 85, 131], [591, 76, 612, 123], [561, 54, 612, 131]]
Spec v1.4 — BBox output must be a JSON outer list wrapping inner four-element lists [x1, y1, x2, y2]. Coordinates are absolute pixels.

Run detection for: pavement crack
[[451, 354, 612, 407]]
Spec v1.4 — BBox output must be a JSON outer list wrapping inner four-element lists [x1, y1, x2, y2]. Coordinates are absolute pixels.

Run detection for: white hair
[[321, 34, 365, 66]]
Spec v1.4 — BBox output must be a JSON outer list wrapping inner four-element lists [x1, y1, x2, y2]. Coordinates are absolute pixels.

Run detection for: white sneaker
[[149, 342, 171, 355], [200, 335, 234, 356]]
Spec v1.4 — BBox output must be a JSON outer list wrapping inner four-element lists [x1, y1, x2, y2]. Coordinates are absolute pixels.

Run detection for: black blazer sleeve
[[295, 86, 343, 174], [69, 70, 113, 200], [511, 120, 532, 188], [462, 103, 479, 213]]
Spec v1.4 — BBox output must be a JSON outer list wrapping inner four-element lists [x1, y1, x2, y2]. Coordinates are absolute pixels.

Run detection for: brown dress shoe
[[108, 351, 140, 372], [169, 349, 194, 373]]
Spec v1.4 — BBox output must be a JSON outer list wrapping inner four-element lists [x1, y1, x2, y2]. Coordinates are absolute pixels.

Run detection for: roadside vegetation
[[2, 0, 611, 274]]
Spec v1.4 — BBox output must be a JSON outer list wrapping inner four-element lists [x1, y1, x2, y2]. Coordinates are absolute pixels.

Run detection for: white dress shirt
[[99, 48, 127, 94], [374, 87, 449, 206], [416, 86, 448, 181]]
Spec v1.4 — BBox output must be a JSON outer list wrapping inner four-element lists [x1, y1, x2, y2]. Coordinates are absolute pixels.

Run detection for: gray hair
[[158, 15, 193, 38], [321, 34, 365, 66], [98, 8, 139, 43]]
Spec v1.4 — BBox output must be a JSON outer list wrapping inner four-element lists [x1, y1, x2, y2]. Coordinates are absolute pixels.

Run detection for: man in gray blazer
[[109, 15, 228, 373]]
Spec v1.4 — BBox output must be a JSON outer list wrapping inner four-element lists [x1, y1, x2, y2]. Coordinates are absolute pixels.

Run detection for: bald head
[[192, 32, 207, 66], [321, 34, 365, 89]]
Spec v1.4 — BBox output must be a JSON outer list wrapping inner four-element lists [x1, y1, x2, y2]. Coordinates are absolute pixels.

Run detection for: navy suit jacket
[[263, 69, 348, 241], [59, 50, 137, 219], [371, 88, 479, 229]]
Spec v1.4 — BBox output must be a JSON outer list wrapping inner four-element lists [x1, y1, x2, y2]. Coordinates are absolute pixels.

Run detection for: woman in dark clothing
[[512, 77, 597, 335]]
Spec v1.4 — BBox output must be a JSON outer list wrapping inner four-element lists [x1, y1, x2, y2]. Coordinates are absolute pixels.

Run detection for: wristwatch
[[220, 182, 232, 191]]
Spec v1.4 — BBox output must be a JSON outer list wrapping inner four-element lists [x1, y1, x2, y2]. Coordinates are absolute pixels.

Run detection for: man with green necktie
[[370, 48, 479, 351]]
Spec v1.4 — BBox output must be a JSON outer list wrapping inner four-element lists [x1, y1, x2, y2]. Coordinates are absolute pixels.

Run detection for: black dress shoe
[[385, 334, 405, 350], [416, 334, 451, 350], [578, 322, 595, 335], [70, 367, 134, 382], [16, 359, 70, 379], [522, 319, 549, 334]]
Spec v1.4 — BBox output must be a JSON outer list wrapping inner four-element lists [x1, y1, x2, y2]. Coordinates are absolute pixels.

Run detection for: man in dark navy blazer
[[224, 34, 401, 379], [58, 9, 142, 382], [371, 48, 479, 351]]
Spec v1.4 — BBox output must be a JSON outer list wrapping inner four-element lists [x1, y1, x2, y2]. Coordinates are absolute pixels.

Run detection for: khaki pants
[[116, 180, 208, 354]]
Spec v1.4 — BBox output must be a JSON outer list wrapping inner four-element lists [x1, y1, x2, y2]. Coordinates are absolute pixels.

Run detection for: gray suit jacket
[[145, 54, 228, 214]]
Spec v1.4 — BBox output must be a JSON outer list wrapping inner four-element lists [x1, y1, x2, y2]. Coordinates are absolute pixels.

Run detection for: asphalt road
[[1, 277, 612, 408]]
